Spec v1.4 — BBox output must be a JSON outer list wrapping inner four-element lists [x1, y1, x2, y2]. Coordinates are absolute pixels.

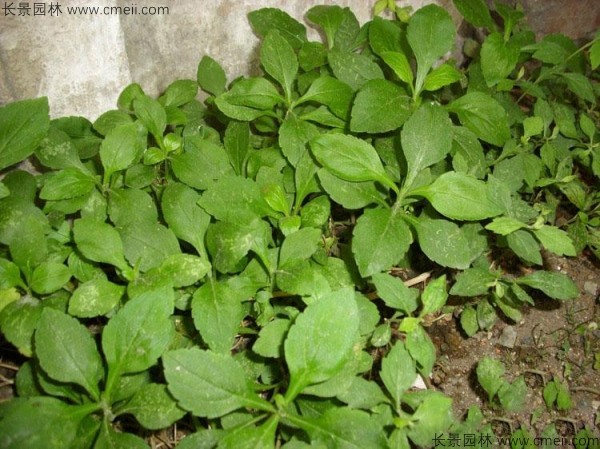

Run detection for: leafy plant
[[0, 1, 597, 448]]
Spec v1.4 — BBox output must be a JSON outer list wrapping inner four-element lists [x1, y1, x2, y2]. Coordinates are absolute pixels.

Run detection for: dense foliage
[[0, 0, 598, 447]]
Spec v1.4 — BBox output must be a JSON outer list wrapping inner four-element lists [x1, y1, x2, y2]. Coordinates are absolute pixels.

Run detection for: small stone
[[584, 281, 599, 297], [498, 326, 518, 349]]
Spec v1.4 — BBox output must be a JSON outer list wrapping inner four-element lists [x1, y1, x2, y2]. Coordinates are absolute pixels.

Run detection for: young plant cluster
[[0, 0, 598, 447]]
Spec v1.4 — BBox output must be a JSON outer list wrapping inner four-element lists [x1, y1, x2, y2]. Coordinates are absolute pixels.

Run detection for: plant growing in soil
[[0, 0, 598, 447]]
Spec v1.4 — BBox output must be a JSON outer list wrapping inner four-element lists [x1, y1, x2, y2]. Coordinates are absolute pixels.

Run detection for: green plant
[[0, 1, 598, 448], [476, 356, 527, 412]]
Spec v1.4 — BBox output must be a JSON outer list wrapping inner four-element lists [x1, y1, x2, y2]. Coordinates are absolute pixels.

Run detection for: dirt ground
[[428, 251, 600, 439]]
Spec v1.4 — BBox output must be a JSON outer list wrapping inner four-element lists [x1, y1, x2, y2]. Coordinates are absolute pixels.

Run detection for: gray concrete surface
[[0, 0, 597, 120]]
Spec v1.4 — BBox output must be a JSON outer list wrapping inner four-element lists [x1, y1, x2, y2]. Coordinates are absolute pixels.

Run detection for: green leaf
[[224, 121, 250, 175], [171, 137, 234, 190], [161, 182, 210, 256], [452, 0, 495, 29], [29, 262, 71, 295], [497, 376, 526, 412], [279, 115, 319, 167], [219, 415, 279, 449], [163, 347, 271, 418], [369, 16, 403, 56], [413, 172, 503, 221], [215, 78, 282, 121], [108, 188, 157, 228], [405, 324, 436, 376], [284, 288, 360, 399], [506, 229, 542, 265], [476, 356, 505, 401], [417, 218, 487, 269], [306, 5, 345, 49], [407, 4, 455, 93], [0, 297, 42, 356], [35, 308, 103, 400], [450, 268, 496, 296], [423, 63, 462, 91], [157, 254, 210, 288], [317, 169, 384, 210], [381, 51, 414, 87], [401, 103, 453, 181], [253, 318, 291, 358], [350, 79, 411, 133], [296, 76, 353, 119], [198, 175, 270, 222], [100, 122, 145, 181], [279, 227, 322, 267], [532, 225, 576, 257], [481, 33, 520, 87], [94, 426, 149, 449], [555, 380, 573, 411], [0, 397, 92, 449], [160, 79, 198, 108], [336, 376, 388, 410], [516, 271, 578, 300], [559, 73, 596, 104], [328, 50, 385, 91], [448, 92, 511, 146], [248, 8, 307, 50], [380, 341, 416, 410], [405, 392, 454, 447], [296, 407, 387, 449], [0, 97, 50, 171], [460, 306, 479, 337], [485, 216, 526, 235], [120, 383, 185, 430], [192, 280, 244, 353], [420, 275, 448, 317], [372, 272, 419, 314], [352, 208, 413, 278], [119, 221, 180, 272], [102, 287, 174, 376], [206, 218, 270, 274], [261, 30, 298, 99], [197, 55, 226, 96], [310, 134, 392, 189], [133, 95, 166, 139], [68, 277, 124, 318], [590, 39, 600, 70], [35, 127, 87, 171]]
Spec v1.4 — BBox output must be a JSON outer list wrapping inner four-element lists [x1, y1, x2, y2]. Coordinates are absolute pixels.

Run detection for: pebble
[[583, 281, 598, 297], [498, 326, 518, 348]]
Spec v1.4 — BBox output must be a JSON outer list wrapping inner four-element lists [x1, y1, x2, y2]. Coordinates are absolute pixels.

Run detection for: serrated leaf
[[423, 63, 462, 91], [0, 397, 91, 449], [296, 76, 353, 119], [215, 78, 282, 121], [559, 72, 596, 104], [191, 280, 244, 354], [297, 407, 387, 449], [311, 134, 392, 188], [372, 272, 419, 314], [219, 415, 279, 449], [405, 324, 436, 376], [197, 55, 227, 96], [317, 169, 383, 210], [336, 376, 388, 410], [171, 137, 234, 190], [68, 277, 124, 318], [161, 182, 210, 256], [481, 33, 520, 87], [279, 115, 320, 167], [261, 30, 298, 99], [532, 225, 576, 257], [0, 97, 50, 171], [507, 229, 542, 265], [413, 172, 503, 220], [163, 347, 270, 418], [485, 216, 526, 236], [306, 5, 345, 49], [516, 271, 578, 300], [99, 122, 145, 181], [352, 207, 413, 278], [448, 92, 511, 146], [94, 425, 149, 449], [497, 376, 526, 412], [284, 288, 360, 399], [133, 95, 166, 139], [35, 308, 103, 400], [405, 392, 454, 447], [119, 221, 180, 272], [0, 297, 42, 356], [476, 356, 505, 401], [121, 383, 185, 430], [380, 341, 416, 410], [350, 79, 411, 133], [590, 39, 600, 70], [279, 227, 322, 267], [452, 0, 495, 29], [460, 306, 479, 337], [102, 287, 174, 375], [401, 103, 453, 181], [407, 4, 455, 93], [39, 168, 95, 201], [224, 121, 250, 175], [29, 262, 71, 295], [450, 268, 496, 297], [381, 51, 414, 86], [328, 50, 384, 91], [253, 318, 291, 358], [420, 275, 448, 317], [248, 8, 307, 50], [160, 79, 198, 108]]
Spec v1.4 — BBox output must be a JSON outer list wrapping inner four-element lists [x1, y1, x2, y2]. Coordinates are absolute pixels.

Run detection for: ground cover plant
[[0, 0, 598, 447]]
